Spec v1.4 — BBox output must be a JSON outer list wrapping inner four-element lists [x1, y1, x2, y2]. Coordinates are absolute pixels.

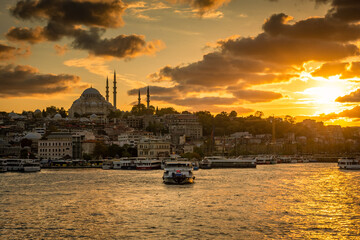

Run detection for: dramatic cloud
[[336, 89, 360, 103], [151, 52, 295, 87], [220, 33, 358, 65], [263, 13, 360, 42], [312, 62, 360, 79], [0, 64, 87, 98], [71, 28, 164, 58], [0, 43, 29, 60], [6, 0, 164, 59], [325, 0, 360, 23], [10, 0, 126, 28]]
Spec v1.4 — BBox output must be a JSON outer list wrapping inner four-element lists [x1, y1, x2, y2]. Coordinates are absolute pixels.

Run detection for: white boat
[[338, 157, 360, 170], [112, 157, 136, 170], [0, 159, 7, 173], [202, 156, 256, 168], [136, 158, 161, 170], [112, 157, 161, 170], [6, 159, 40, 172], [256, 155, 277, 164], [23, 159, 41, 172], [163, 161, 195, 184], [102, 160, 113, 170]]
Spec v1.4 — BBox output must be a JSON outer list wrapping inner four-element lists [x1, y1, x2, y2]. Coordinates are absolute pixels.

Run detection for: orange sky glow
[[1, 0, 360, 126]]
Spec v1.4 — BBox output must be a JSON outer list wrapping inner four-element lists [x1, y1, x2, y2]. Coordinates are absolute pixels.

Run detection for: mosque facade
[[68, 72, 117, 118]]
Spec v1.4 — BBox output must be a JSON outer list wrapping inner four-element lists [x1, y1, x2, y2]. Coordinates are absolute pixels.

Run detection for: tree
[[155, 107, 179, 116], [229, 110, 237, 118], [254, 111, 264, 118], [46, 106, 57, 117]]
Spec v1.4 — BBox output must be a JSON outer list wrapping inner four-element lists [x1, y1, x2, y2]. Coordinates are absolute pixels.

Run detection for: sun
[[303, 86, 344, 104]]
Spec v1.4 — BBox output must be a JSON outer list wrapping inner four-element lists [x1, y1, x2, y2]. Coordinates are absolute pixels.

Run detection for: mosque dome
[[34, 109, 41, 114], [81, 87, 102, 98], [68, 87, 114, 118]]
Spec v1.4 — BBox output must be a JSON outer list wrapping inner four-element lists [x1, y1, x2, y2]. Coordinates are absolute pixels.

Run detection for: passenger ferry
[[136, 158, 162, 170], [6, 159, 40, 172], [163, 161, 195, 184], [112, 157, 161, 170], [338, 157, 360, 170], [255, 155, 277, 164], [201, 156, 256, 168], [0, 159, 7, 173], [102, 160, 113, 170]]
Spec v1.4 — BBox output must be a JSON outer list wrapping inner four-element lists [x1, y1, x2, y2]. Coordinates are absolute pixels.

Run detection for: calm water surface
[[1, 163, 360, 239]]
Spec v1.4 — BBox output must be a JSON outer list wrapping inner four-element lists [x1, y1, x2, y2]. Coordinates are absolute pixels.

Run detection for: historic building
[[68, 72, 117, 118]]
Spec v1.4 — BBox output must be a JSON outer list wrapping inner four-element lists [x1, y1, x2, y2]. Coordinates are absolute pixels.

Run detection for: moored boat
[[0, 159, 7, 173], [23, 159, 41, 172], [338, 157, 360, 170], [102, 160, 113, 170], [202, 156, 256, 168], [136, 158, 161, 170], [163, 161, 195, 184]]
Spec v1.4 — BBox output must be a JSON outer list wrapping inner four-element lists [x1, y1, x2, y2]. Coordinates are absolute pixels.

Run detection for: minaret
[[138, 89, 141, 107], [105, 76, 109, 102], [146, 86, 150, 109], [113, 71, 117, 109]]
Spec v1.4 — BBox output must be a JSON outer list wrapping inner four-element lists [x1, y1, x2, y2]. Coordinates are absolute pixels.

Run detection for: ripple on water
[[1, 163, 360, 239]]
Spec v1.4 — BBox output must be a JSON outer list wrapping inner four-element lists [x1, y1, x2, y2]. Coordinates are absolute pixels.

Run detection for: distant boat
[[256, 155, 277, 164], [338, 157, 360, 170], [201, 156, 256, 168], [102, 160, 113, 170], [163, 161, 195, 184], [6, 159, 40, 172], [0, 159, 7, 173], [112, 157, 161, 170]]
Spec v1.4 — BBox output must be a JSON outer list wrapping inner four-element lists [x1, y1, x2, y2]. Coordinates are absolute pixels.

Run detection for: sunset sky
[[1, 0, 360, 126]]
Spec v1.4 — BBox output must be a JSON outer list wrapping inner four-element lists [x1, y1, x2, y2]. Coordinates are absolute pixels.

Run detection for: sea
[[1, 163, 359, 239]]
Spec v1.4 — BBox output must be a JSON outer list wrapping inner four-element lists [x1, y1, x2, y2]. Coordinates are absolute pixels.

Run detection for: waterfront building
[[164, 114, 203, 144], [137, 138, 171, 157], [38, 133, 73, 160]]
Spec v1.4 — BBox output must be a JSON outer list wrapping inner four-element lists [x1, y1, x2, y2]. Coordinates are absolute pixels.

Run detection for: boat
[[23, 159, 41, 172], [0, 159, 7, 173], [136, 158, 162, 170], [256, 155, 277, 164], [6, 159, 40, 172], [102, 160, 113, 170], [163, 161, 195, 184], [112, 157, 137, 170], [338, 157, 360, 170], [201, 156, 256, 168]]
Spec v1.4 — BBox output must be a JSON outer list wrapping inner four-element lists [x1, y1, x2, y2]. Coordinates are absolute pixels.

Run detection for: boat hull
[[163, 176, 194, 184]]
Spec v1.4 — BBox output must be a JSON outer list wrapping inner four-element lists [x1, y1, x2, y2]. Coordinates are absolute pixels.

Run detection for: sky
[[2, 0, 360, 126]]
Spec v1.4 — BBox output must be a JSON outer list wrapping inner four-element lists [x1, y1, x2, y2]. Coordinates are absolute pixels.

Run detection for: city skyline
[[1, 0, 360, 126]]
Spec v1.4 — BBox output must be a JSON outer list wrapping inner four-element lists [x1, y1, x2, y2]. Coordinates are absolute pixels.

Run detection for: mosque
[[68, 71, 150, 118]]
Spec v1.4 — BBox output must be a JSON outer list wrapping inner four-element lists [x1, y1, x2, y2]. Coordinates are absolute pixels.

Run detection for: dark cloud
[[336, 89, 360, 103], [0, 64, 86, 98], [263, 13, 360, 42], [7, 0, 163, 59], [0, 43, 29, 60], [72, 28, 164, 58], [312, 62, 360, 79], [326, 0, 360, 23], [151, 52, 295, 87], [6, 26, 46, 43], [220, 33, 358, 65], [10, 0, 126, 28]]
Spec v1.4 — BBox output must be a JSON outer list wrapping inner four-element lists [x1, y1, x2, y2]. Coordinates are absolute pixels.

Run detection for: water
[[1, 163, 360, 239]]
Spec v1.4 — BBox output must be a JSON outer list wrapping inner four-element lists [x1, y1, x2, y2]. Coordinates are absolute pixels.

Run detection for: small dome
[[53, 113, 62, 119], [90, 114, 98, 120], [24, 132, 42, 140], [34, 109, 41, 114]]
